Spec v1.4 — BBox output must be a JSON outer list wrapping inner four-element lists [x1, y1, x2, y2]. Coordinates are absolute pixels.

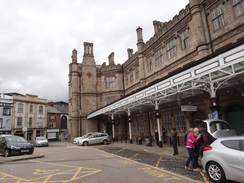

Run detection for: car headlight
[[10, 145, 20, 150]]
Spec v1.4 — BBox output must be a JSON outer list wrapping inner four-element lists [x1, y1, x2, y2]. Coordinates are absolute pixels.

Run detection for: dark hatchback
[[0, 135, 34, 157]]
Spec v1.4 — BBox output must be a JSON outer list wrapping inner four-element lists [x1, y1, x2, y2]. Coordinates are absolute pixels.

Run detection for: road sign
[[22, 127, 27, 132], [181, 105, 197, 111]]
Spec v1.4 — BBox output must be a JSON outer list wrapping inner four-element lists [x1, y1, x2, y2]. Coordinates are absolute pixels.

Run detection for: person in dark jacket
[[155, 130, 159, 146], [171, 128, 178, 155]]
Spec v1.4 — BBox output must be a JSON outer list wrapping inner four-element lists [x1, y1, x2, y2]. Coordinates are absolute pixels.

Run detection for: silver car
[[77, 133, 110, 146], [201, 136, 244, 183], [34, 136, 49, 147], [73, 132, 98, 144]]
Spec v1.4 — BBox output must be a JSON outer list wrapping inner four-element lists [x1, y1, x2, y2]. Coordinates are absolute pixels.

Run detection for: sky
[[0, 0, 189, 102]]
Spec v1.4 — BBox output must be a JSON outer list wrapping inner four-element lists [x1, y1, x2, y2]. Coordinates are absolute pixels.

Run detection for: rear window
[[221, 140, 240, 151], [210, 121, 232, 133]]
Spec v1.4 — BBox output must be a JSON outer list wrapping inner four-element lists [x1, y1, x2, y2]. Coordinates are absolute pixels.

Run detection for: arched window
[[61, 116, 67, 129]]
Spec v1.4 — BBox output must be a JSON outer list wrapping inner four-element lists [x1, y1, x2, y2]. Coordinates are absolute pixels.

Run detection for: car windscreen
[[210, 121, 232, 133], [36, 137, 46, 140], [6, 136, 28, 143]]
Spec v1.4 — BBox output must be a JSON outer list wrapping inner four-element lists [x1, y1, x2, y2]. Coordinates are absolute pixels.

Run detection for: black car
[[0, 135, 34, 157]]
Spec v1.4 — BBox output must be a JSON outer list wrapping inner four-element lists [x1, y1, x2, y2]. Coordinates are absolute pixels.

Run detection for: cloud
[[0, 0, 189, 102]]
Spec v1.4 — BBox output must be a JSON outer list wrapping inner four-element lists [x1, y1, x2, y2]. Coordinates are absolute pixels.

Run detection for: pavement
[[109, 140, 189, 160], [0, 140, 189, 164]]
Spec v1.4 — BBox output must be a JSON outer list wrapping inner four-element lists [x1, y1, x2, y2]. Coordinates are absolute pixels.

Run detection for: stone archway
[[225, 104, 244, 135]]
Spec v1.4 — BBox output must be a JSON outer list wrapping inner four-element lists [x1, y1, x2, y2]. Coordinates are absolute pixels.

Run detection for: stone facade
[[11, 94, 48, 141], [68, 0, 244, 142]]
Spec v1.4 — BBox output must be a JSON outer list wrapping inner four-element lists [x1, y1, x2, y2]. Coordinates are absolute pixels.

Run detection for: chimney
[[136, 26, 144, 53], [83, 42, 94, 57], [127, 49, 133, 58], [72, 49, 77, 63], [108, 52, 115, 65]]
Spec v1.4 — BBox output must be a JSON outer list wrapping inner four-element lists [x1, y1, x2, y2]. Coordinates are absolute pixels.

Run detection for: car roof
[[216, 136, 244, 140], [202, 119, 228, 124], [0, 134, 12, 137]]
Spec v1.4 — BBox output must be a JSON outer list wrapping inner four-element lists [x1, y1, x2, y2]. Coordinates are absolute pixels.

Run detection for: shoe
[[184, 166, 191, 170], [193, 168, 201, 172]]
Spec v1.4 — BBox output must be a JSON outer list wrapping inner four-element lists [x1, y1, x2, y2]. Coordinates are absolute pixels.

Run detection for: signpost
[[181, 105, 197, 112]]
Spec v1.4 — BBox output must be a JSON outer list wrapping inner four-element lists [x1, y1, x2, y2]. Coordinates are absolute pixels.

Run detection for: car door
[[89, 134, 99, 144], [221, 140, 243, 181], [236, 140, 244, 182], [0, 137, 4, 153], [92, 134, 102, 144]]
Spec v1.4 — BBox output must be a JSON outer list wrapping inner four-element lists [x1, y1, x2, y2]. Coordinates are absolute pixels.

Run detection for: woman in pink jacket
[[185, 128, 201, 171]]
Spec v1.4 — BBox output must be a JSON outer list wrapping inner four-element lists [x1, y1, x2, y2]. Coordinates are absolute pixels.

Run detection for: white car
[[34, 136, 48, 147], [73, 132, 98, 144], [77, 133, 110, 146], [201, 136, 244, 183]]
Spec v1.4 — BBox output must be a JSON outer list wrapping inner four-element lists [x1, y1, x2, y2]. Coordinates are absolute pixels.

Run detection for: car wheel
[[206, 162, 226, 183], [102, 140, 108, 145], [4, 149, 10, 157], [83, 141, 88, 146]]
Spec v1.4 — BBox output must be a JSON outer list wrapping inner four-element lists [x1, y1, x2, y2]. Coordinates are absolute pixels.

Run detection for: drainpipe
[[202, 3, 214, 53]]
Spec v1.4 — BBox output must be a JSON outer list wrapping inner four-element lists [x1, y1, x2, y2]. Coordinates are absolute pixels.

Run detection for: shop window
[[36, 130, 44, 137]]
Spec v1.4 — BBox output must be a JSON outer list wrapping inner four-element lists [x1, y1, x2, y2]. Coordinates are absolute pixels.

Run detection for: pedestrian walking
[[171, 128, 178, 155], [185, 128, 201, 171]]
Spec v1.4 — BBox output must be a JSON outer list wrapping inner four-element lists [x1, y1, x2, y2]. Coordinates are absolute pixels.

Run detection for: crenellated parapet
[[144, 4, 190, 50], [99, 64, 122, 73]]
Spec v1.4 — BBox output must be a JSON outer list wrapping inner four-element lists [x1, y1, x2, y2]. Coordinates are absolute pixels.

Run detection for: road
[[0, 142, 205, 183]]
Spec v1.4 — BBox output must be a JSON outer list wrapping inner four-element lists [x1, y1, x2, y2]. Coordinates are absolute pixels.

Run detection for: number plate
[[21, 150, 29, 152]]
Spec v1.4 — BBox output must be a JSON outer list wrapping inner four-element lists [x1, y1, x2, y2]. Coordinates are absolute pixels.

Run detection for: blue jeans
[[186, 147, 196, 169]]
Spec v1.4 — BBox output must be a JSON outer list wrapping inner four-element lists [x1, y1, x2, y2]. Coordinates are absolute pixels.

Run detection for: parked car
[[201, 136, 244, 183], [34, 136, 49, 147], [0, 135, 34, 157], [73, 132, 98, 144], [77, 133, 110, 146]]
